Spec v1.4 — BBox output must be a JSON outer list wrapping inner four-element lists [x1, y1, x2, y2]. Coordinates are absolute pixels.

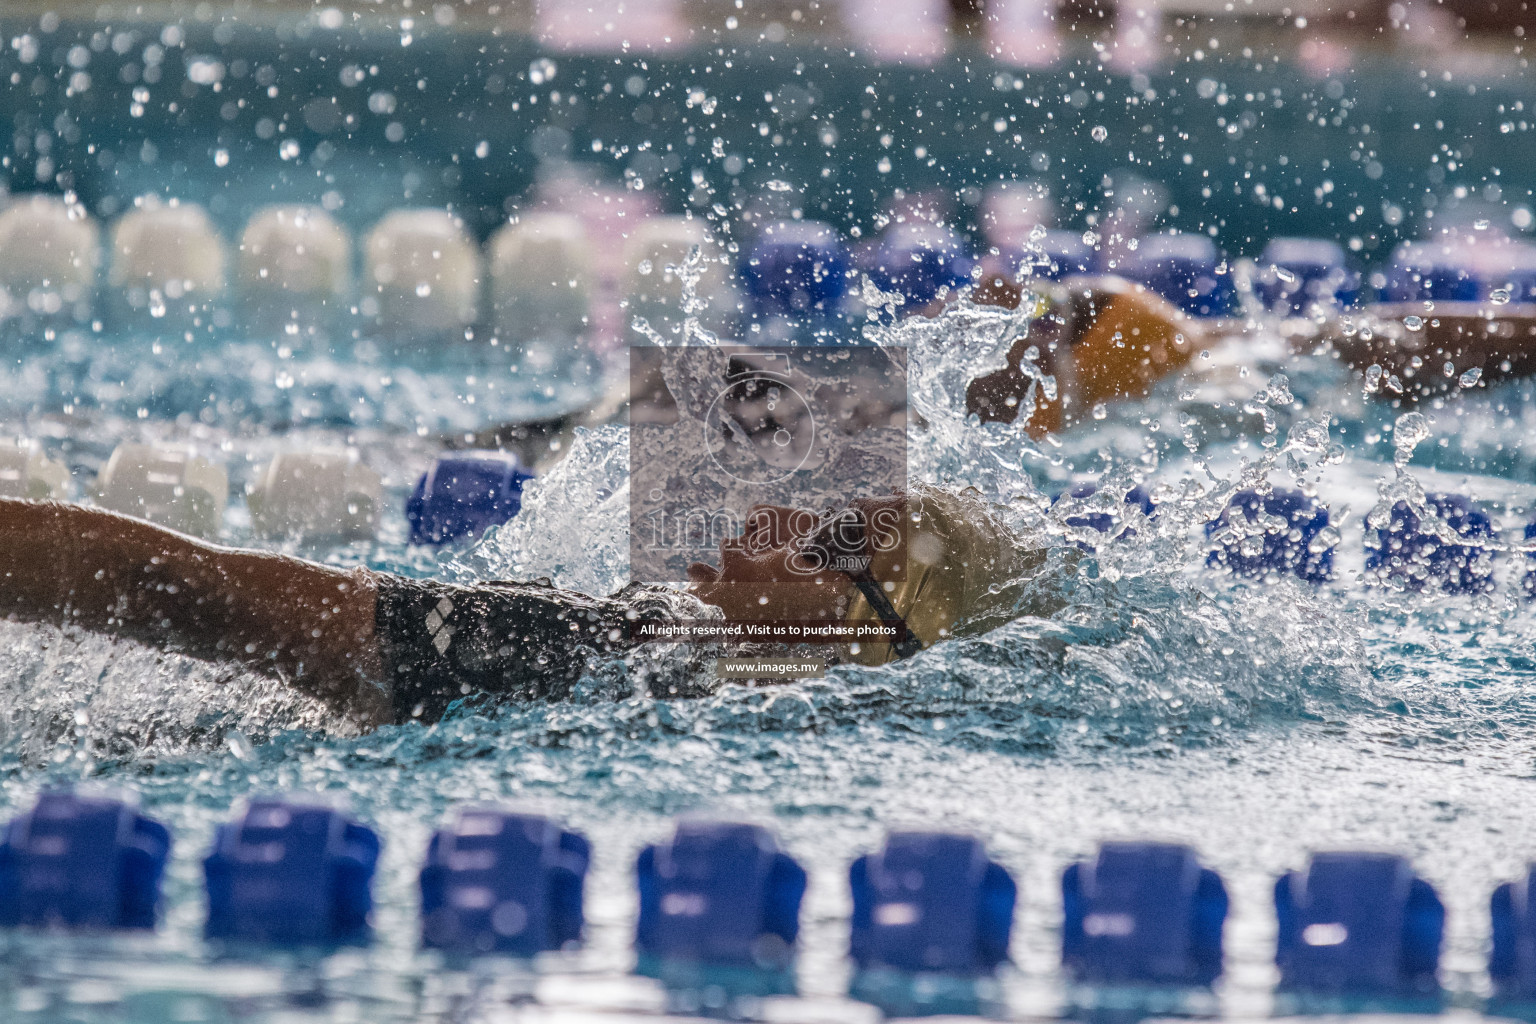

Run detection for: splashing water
[[1394, 410, 1432, 468], [467, 424, 633, 596], [864, 292, 1046, 508], [629, 242, 728, 350], [7, 254, 1536, 1022], [466, 284, 1383, 761]]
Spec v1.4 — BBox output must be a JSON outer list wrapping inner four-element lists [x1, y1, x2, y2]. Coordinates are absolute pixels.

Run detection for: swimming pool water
[[3, 10, 1536, 1023], [4, 287, 1536, 1021]]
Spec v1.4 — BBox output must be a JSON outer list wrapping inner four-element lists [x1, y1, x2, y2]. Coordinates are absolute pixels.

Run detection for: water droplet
[[529, 57, 557, 85], [1091, 402, 1108, 420], [765, 179, 792, 192], [1403, 314, 1423, 331], [226, 729, 253, 760], [1459, 366, 1483, 388], [1286, 417, 1330, 453], [1491, 288, 1511, 306], [1090, 125, 1108, 142], [1393, 410, 1431, 465], [213, 148, 229, 167], [637, 259, 653, 276], [278, 138, 300, 161], [1264, 373, 1295, 406], [1309, 526, 1341, 553], [416, 282, 432, 297]]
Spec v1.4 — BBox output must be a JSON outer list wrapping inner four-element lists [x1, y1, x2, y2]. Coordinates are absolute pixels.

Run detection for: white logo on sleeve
[[425, 596, 455, 655]]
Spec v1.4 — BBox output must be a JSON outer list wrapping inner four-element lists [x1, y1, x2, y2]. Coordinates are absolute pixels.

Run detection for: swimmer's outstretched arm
[[0, 498, 390, 728]]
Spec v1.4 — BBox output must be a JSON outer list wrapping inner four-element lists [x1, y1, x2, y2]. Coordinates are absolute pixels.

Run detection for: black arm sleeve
[[374, 576, 688, 723]]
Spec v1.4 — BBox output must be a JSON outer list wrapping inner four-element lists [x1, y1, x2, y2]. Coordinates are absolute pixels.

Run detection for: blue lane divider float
[[863, 223, 976, 309], [1274, 852, 1444, 999], [0, 788, 1492, 1016], [1255, 237, 1360, 313], [1062, 841, 1227, 988], [635, 819, 806, 988], [0, 790, 170, 931], [847, 831, 1016, 1016], [1117, 233, 1237, 318], [407, 450, 535, 546], [1490, 865, 1536, 1003], [849, 831, 1016, 976], [1364, 493, 1497, 595], [420, 807, 588, 957], [1382, 239, 1503, 303], [1379, 237, 1536, 305], [204, 798, 380, 947], [740, 220, 850, 320], [1206, 488, 1335, 583]]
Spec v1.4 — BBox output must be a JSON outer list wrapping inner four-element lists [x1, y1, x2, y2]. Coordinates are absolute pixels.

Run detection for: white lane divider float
[[0, 195, 100, 325], [621, 215, 739, 342], [107, 198, 227, 323], [95, 442, 227, 539], [0, 440, 69, 500], [247, 449, 382, 543], [237, 204, 352, 333], [363, 208, 481, 343], [488, 211, 596, 374]]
